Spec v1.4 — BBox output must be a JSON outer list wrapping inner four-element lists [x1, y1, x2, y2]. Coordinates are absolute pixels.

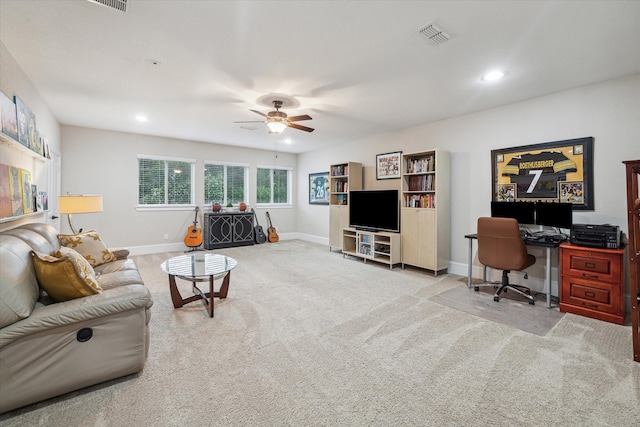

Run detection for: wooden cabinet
[[342, 227, 400, 269], [623, 159, 640, 362], [328, 161, 362, 250], [559, 243, 625, 325], [203, 212, 254, 249], [400, 150, 450, 274]]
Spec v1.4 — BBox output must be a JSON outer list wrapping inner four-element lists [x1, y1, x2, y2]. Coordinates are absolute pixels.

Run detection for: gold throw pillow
[[32, 248, 102, 302]]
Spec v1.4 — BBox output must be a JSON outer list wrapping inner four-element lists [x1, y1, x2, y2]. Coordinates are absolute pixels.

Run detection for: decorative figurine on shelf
[[239, 202, 247, 212], [212, 202, 221, 212]]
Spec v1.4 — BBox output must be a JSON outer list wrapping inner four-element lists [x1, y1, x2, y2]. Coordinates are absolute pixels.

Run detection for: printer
[[570, 224, 621, 249]]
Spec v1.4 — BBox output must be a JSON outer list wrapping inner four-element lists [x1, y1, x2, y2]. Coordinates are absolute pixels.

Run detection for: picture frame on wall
[[309, 172, 330, 205], [0, 91, 18, 141], [376, 151, 402, 180], [14, 96, 31, 147], [491, 136, 594, 210]]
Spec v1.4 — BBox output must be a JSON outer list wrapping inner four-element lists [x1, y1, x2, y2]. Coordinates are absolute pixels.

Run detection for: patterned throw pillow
[[59, 229, 117, 267], [32, 248, 102, 302]]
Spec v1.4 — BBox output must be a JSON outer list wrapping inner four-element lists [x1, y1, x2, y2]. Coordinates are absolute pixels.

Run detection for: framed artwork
[[0, 91, 18, 141], [20, 169, 33, 214], [491, 136, 594, 210], [0, 163, 12, 218], [14, 96, 30, 147], [376, 151, 402, 180], [8, 166, 23, 216], [309, 172, 329, 205]]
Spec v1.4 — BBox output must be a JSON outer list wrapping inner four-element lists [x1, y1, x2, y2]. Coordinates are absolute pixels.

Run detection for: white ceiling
[[1, 1, 639, 154]]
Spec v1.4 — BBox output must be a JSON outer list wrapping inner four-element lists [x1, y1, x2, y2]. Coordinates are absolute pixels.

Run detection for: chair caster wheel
[[529, 300, 535, 305], [474, 286, 479, 292], [493, 296, 500, 302]]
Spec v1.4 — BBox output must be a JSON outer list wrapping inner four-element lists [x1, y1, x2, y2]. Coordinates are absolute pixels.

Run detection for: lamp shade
[[59, 195, 103, 214], [266, 120, 287, 134]]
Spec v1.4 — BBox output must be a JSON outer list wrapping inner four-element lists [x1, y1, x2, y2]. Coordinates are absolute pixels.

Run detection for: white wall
[[0, 42, 60, 231], [61, 125, 297, 249], [298, 73, 640, 293]]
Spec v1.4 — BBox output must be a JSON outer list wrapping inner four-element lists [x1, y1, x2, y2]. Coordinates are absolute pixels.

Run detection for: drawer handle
[[585, 291, 596, 298], [581, 273, 599, 279], [581, 302, 599, 309], [584, 262, 596, 269]]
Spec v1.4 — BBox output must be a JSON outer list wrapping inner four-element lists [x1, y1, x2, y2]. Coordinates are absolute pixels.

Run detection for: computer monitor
[[490, 201, 536, 225], [535, 202, 573, 230]]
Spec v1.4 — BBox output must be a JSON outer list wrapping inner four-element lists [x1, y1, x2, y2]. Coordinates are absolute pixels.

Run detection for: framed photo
[[0, 91, 18, 141], [491, 136, 594, 210], [20, 168, 33, 214], [496, 183, 516, 202], [309, 172, 329, 205], [376, 151, 402, 180]]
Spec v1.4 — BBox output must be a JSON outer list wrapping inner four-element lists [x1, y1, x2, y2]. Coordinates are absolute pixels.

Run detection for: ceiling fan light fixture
[[267, 120, 287, 134]]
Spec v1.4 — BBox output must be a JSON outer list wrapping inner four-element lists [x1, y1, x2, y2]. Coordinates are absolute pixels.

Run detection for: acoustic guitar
[[252, 208, 267, 244], [265, 211, 279, 243], [183, 206, 203, 248]]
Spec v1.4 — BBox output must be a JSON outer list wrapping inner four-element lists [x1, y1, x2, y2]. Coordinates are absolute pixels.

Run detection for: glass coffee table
[[161, 253, 238, 318]]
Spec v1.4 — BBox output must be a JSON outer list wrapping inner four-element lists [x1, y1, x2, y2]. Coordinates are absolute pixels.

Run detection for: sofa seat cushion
[[32, 248, 102, 302], [97, 269, 145, 290], [59, 230, 117, 267]]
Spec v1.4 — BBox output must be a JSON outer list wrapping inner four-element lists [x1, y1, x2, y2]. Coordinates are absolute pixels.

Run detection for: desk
[[465, 233, 561, 308]]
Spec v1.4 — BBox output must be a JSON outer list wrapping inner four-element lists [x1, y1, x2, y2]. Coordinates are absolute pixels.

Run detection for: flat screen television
[[349, 190, 400, 233], [535, 202, 573, 230], [490, 201, 536, 225]]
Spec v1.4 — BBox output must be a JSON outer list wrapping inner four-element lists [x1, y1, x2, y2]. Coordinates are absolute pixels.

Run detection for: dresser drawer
[[560, 275, 622, 316], [561, 248, 622, 283]]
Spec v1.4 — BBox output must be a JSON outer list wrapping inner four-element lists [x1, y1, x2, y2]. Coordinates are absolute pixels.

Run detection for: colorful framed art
[[309, 172, 330, 205], [491, 136, 594, 210]]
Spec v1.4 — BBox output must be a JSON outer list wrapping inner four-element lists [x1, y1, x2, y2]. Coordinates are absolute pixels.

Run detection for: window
[[138, 155, 194, 206], [257, 167, 291, 205], [204, 162, 248, 205]]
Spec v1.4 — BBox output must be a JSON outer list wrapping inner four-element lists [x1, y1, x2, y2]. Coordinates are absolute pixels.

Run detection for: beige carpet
[[1, 240, 639, 426]]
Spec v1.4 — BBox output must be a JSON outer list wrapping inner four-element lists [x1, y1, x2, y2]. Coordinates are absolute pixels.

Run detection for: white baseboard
[[127, 232, 328, 256]]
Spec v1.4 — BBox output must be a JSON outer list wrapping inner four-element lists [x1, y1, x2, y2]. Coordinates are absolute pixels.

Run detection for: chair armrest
[[0, 285, 152, 348], [110, 247, 130, 259]]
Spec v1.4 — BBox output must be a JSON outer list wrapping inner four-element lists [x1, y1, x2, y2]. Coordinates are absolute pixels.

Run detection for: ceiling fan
[[235, 100, 314, 134]]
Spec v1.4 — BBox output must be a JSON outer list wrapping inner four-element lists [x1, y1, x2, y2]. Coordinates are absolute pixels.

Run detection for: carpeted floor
[[1, 240, 639, 426]]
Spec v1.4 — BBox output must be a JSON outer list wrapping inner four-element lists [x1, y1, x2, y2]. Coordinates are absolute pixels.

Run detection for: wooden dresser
[[559, 243, 625, 325]]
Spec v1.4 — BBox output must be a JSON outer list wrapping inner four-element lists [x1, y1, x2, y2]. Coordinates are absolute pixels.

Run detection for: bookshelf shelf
[[329, 161, 362, 251], [401, 150, 450, 275]]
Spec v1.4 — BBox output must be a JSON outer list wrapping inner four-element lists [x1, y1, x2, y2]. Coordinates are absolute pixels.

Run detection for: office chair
[[475, 217, 536, 305]]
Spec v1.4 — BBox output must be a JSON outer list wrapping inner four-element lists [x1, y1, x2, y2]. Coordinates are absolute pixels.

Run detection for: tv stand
[[342, 228, 401, 269]]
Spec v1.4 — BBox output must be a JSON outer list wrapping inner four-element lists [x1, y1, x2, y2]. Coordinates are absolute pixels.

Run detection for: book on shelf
[[331, 164, 349, 177], [406, 155, 435, 174], [405, 193, 435, 208], [407, 174, 435, 191]]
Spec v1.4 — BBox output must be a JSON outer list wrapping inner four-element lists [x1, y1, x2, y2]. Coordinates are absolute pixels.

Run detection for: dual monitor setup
[[490, 200, 573, 236]]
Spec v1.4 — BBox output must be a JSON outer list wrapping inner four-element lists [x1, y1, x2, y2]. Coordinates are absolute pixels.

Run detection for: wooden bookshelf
[[328, 161, 362, 251]]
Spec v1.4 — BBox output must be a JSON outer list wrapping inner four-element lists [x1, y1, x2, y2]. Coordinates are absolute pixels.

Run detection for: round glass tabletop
[[161, 253, 238, 279]]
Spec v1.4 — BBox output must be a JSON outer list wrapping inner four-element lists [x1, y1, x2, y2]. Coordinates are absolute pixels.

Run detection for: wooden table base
[[168, 272, 231, 318]]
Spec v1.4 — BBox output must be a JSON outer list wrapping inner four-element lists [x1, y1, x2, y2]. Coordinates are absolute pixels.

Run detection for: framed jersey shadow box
[[491, 136, 594, 210]]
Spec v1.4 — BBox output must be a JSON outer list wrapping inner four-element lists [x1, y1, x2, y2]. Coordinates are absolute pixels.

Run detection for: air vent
[[417, 22, 451, 46], [86, 0, 129, 13]]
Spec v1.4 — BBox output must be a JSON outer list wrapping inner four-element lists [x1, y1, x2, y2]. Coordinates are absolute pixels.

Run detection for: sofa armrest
[[110, 247, 130, 260], [0, 284, 152, 348]]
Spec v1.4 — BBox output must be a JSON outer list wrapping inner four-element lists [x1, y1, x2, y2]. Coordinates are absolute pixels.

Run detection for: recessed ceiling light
[[135, 114, 148, 122], [482, 70, 505, 82]]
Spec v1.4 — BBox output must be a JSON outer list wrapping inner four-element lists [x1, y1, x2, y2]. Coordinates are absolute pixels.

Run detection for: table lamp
[[58, 194, 103, 234]]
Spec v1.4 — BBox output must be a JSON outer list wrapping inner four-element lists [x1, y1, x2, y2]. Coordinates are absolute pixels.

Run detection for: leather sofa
[[0, 223, 152, 413]]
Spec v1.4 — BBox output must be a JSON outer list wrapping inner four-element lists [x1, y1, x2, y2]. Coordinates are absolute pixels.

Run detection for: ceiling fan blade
[[287, 114, 312, 122], [250, 109, 267, 118], [288, 122, 315, 132]]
